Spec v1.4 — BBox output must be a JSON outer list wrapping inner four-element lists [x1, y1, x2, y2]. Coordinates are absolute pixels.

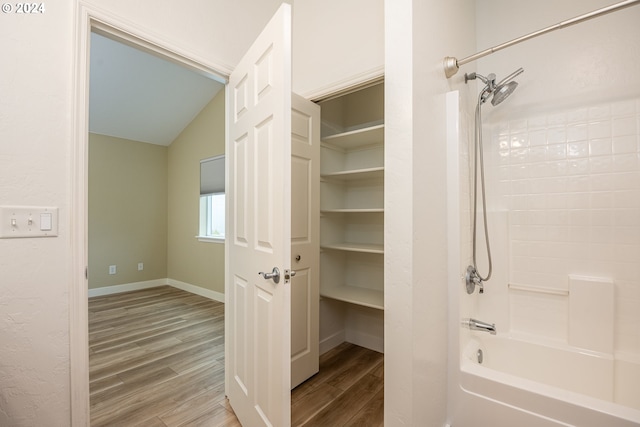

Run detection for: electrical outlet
[[109, 265, 116, 275], [138, 262, 144, 271]]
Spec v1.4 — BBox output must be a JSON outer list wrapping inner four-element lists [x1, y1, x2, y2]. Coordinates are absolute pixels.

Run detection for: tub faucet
[[463, 318, 496, 335]]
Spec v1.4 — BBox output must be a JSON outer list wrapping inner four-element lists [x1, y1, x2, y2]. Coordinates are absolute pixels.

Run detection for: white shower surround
[[486, 97, 640, 353], [448, 86, 640, 425]]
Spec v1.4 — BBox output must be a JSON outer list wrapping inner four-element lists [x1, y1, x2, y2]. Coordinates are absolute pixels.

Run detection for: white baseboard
[[88, 279, 168, 298], [319, 329, 385, 355], [88, 278, 225, 304], [167, 279, 225, 303], [345, 329, 384, 353], [319, 330, 345, 355]]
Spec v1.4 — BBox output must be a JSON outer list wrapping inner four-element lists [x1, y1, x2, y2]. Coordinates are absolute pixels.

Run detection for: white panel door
[[226, 4, 292, 426], [290, 94, 320, 389]]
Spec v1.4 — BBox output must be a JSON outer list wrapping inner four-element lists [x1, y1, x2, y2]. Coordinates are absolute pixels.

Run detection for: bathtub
[[445, 90, 640, 426], [452, 334, 640, 427]]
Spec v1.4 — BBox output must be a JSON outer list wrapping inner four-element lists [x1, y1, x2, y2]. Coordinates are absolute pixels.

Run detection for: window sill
[[196, 236, 225, 244]]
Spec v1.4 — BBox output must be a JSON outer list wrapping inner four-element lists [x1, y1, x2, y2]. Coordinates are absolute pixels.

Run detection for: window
[[200, 193, 225, 240], [198, 155, 225, 242]]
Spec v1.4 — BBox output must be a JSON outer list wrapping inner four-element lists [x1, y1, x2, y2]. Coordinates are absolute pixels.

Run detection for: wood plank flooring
[[292, 342, 384, 426], [89, 286, 236, 427], [89, 286, 383, 426]]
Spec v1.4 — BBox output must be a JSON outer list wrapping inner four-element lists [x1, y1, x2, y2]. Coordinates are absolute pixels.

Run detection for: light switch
[[0, 206, 58, 238], [40, 213, 52, 231]]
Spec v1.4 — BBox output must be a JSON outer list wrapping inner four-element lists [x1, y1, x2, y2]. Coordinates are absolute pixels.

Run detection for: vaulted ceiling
[[89, 32, 224, 146]]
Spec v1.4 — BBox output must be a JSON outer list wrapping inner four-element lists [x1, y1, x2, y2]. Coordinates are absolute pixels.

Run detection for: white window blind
[[200, 155, 225, 195]]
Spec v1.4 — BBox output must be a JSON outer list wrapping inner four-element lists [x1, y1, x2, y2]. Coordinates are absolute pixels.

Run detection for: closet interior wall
[[317, 82, 385, 355]]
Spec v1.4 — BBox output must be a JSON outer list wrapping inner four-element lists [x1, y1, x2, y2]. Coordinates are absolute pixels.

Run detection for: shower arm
[[443, 0, 640, 78]]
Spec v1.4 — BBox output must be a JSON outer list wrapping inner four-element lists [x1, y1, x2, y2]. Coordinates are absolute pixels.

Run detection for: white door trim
[[303, 65, 384, 102], [71, 3, 230, 425]]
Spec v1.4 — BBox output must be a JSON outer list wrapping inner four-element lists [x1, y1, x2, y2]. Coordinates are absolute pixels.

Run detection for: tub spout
[[463, 318, 496, 335]]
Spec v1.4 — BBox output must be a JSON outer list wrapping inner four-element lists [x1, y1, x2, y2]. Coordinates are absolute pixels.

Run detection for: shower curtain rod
[[443, 0, 640, 78]]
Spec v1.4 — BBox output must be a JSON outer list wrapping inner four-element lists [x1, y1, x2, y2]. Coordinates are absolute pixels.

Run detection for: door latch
[[284, 269, 296, 284]]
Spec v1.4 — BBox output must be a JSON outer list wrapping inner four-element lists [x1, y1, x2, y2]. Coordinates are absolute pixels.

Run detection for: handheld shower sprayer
[[464, 67, 524, 295]]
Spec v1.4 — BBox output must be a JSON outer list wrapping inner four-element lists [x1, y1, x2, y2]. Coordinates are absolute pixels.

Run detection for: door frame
[[71, 4, 229, 425], [71, 4, 387, 426]]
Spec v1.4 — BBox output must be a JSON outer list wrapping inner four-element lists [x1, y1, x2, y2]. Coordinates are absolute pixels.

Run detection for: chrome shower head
[[465, 67, 524, 107], [490, 67, 524, 106], [491, 81, 518, 106]]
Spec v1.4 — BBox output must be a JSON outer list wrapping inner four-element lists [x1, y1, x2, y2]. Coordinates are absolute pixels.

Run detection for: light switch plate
[[0, 206, 59, 238]]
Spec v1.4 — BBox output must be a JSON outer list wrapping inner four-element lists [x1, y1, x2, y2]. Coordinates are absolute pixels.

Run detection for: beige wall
[[87, 91, 225, 294], [168, 90, 226, 294], [88, 134, 168, 288]]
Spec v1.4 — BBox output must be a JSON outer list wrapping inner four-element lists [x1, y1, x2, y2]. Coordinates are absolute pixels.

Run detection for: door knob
[[258, 267, 280, 284]]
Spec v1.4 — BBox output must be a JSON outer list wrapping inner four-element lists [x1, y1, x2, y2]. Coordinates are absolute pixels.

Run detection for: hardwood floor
[[89, 286, 383, 426], [89, 286, 236, 427], [292, 342, 384, 426]]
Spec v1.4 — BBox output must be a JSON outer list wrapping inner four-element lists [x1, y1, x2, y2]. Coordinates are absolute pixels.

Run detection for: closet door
[[290, 94, 320, 388], [226, 4, 292, 426]]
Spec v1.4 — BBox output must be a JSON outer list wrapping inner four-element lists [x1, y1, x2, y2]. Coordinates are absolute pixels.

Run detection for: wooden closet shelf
[[320, 284, 384, 310], [321, 208, 384, 214], [321, 242, 384, 254], [321, 124, 384, 150], [321, 167, 384, 181]]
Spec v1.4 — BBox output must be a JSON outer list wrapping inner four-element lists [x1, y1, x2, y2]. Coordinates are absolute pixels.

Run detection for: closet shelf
[[321, 124, 384, 150], [320, 284, 384, 311], [321, 167, 384, 181], [321, 208, 384, 214], [321, 242, 384, 254]]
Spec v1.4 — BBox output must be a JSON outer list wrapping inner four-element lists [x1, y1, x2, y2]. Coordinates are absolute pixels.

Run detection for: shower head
[[465, 67, 524, 107], [491, 67, 524, 106], [491, 81, 518, 106]]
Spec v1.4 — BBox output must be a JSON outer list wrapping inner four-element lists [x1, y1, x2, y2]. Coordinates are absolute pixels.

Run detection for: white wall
[[0, 0, 386, 425], [0, 3, 75, 425], [292, 0, 384, 98], [473, 0, 640, 353], [85, 0, 286, 74], [475, 0, 640, 112], [451, 0, 640, 423], [385, 0, 476, 425]]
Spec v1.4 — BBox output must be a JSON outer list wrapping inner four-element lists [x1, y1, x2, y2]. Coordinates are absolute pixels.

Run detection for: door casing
[[72, 5, 383, 426], [72, 6, 228, 426]]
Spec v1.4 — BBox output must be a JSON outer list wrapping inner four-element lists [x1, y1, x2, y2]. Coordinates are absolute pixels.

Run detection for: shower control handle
[[466, 265, 484, 294]]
